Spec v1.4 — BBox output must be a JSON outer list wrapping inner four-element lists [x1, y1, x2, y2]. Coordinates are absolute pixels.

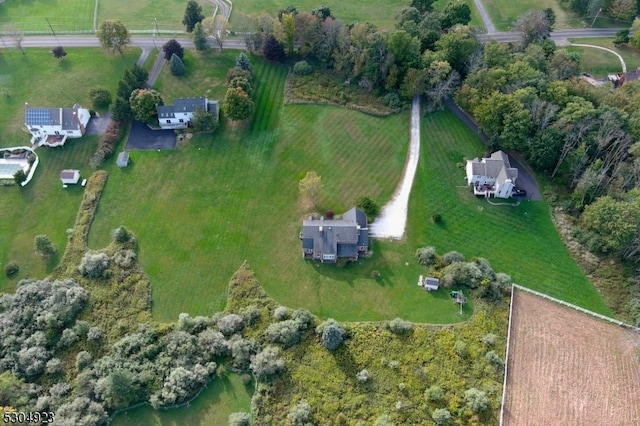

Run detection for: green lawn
[[569, 37, 640, 76], [0, 48, 140, 293], [111, 373, 252, 426], [0, 0, 94, 32], [412, 111, 611, 315], [98, 0, 214, 33], [482, 0, 585, 31]]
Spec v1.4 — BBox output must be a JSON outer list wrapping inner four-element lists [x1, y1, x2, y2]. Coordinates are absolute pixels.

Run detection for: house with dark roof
[[465, 150, 518, 198], [25, 104, 90, 147], [157, 97, 219, 130], [300, 207, 369, 263]]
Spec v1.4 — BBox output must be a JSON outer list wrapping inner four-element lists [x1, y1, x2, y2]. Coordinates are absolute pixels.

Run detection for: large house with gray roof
[[465, 150, 518, 198], [157, 97, 219, 130], [25, 104, 90, 147], [300, 207, 369, 263]]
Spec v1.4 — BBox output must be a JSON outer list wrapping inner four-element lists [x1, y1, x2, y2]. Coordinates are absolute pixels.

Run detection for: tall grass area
[[0, 0, 94, 32], [413, 110, 611, 315], [0, 48, 139, 292], [111, 373, 252, 426]]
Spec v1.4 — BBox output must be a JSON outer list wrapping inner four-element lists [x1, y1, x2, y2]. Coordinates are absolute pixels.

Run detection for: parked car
[[513, 188, 526, 197]]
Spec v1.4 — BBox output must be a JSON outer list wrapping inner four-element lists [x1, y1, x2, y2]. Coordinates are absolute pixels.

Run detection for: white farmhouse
[[25, 104, 90, 147], [157, 97, 219, 130], [466, 150, 518, 198]]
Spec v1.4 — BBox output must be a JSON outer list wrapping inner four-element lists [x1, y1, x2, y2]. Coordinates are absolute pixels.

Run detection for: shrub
[[250, 346, 286, 382], [87, 327, 103, 342], [239, 305, 261, 326], [464, 388, 489, 413], [388, 317, 413, 335], [266, 319, 304, 348], [481, 333, 496, 346], [226, 67, 252, 85], [416, 246, 437, 266], [356, 195, 379, 220], [440, 262, 482, 288], [91, 120, 124, 167], [316, 319, 346, 351], [58, 328, 80, 348], [371, 270, 381, 279], [75, 351, 92, 371], [190, 107, 218, 132], [34, 234, 57, 257], [486, 350, 504, 372], [454, 340, 468, 357], [287, 399, 311, 426], [112, 226, 132, 243], [13, 169, 26, 185], [273, 306, 290, 321], [89, 88, 112, 109], [4, 262, 19, 277], [425, 385, 444, 402], [229, 336, 256, 369], [292, 308, 314, 329], [56, 397, 108, 426], [432, 408, 452, 425], [79, 251, 110, 278], [389, 360, 400, 370], [293, 60, 313, 75], [45, 358, 63, 375], [217, 314, 244, 336], [356, 369, 369, 383], [113, 249, 137, 269], [384, 92, 402, 109], [198, 329, 229, 357], [442, 251, 465, 265], [228, 412, 251, 426], [432, 213, 442, 223]]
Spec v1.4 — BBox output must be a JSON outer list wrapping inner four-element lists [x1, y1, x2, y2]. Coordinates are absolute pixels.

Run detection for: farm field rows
[[503, 289, 640, 425]]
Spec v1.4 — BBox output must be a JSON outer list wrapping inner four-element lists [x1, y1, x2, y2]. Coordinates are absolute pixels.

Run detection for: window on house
[[54, 131, 60, 135], [179, 119, 184, 123], [166, 120, 171, 124]]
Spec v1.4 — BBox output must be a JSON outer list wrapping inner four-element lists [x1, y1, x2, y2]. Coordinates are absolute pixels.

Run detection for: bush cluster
[[4, 262, 19, 277], [79, 252, 110, 279], [316, 319, 346, 351], [388, 317, 413, 335], [293, 60, 313, 75], [90, 120, 124, 168], [416, 246, 437, 266], [89, 88, 112, 109]]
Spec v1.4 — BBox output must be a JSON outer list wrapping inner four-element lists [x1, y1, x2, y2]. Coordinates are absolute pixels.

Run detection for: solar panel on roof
[[26, 109, 53, 126]]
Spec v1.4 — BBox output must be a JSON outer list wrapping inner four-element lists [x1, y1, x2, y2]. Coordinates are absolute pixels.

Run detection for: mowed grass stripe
[[414, 110, 610, 314]]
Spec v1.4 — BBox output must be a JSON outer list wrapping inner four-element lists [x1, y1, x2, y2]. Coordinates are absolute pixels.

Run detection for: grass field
[[98, 0, 214, 33], [568, 38, 640, 77], [412, 111, 611, 315], [111, 373, 252, 426], [0, 0, 94, 32], [0, 48, 140, 293], [482, 0, 585, 31]]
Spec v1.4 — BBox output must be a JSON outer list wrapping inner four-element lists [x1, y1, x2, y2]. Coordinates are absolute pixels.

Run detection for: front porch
[[471, 183, 495, 197]]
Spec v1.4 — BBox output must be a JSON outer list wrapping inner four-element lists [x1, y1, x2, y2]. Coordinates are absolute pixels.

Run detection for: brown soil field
[[503, 289, 640, 426]]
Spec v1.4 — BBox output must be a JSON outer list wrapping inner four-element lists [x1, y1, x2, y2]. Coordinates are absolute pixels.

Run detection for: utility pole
[[45, 17, 58, 43], [153, 18, 159, 49], [590, 8, 602, 28]]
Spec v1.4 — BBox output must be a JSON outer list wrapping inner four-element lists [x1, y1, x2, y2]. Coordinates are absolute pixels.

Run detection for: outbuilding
[[60, 169, 80, 185], [116, 151, 129, 168]]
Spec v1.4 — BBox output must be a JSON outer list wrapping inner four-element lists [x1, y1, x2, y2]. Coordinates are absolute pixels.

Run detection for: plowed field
[[503, 290, 640, 425]]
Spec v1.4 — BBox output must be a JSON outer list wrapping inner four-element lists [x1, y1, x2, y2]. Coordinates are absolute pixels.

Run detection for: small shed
[[424, 277, 439, 291], [116, 151, 129, 168], [60, 169, 80, 185]]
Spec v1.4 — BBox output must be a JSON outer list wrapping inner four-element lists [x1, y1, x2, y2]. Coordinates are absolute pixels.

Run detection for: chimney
[[319, 226, 323, 233]]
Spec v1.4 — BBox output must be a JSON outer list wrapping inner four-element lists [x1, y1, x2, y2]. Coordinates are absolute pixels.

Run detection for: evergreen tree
[[170, 53, 186, 76], [193, 22, 208, 51], [183, 0, 205, 32]]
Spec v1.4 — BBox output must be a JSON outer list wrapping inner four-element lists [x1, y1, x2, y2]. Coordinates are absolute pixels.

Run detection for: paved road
[[19, 27, 624, 51]]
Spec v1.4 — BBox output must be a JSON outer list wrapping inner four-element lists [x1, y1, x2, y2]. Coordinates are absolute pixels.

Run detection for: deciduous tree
[[162, 39, 184, 61], [13, 170, 26, 186], [442, 1, 472, 28], [129, 89, 164, 124], [97, 20, 130, 54], [513, 10, 551, 48], [263, 34, 286, 62], [223, 86, 255, 121], [34, 235, 57, 257], [51, 46, 67, 58], [193, 22, 208, 51]]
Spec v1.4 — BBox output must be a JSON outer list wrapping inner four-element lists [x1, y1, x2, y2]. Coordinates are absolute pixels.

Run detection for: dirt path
[[369, 96, 420, 239], [503, 289, 640, 425]]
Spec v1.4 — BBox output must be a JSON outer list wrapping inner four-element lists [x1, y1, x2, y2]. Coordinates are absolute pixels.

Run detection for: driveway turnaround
[[370, 95, 421, 239], [125, 120, 176, 150]]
